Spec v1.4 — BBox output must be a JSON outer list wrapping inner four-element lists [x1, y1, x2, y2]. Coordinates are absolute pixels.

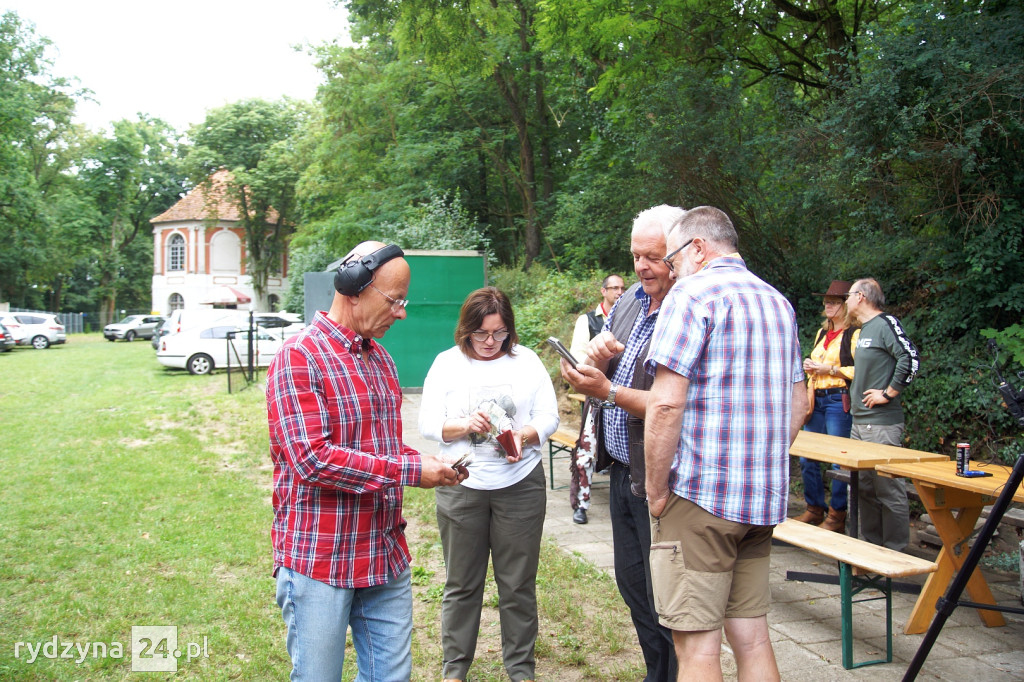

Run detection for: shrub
[[491, 266, 611, 376]]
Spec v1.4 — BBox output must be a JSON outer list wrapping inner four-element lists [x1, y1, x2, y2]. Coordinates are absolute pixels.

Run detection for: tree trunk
[[533, 55, 554, 205], [493, 69, 540, 268]]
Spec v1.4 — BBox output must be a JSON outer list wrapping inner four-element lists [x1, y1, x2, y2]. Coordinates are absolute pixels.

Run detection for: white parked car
[[156, 322, 283, 375], [0, 312, 66, 349], [104, 315, 165, 342], [160, 309, 250, 336]]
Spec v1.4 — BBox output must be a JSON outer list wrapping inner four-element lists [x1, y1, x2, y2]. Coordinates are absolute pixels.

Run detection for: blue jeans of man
[[275, 565, 412, 681], [609, 461, 677, 682], [800, 392, 851, 510]]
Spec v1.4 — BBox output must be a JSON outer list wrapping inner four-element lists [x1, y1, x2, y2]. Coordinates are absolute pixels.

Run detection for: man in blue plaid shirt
[[645, 206, 807, 682], [560, 205, 684, 682]]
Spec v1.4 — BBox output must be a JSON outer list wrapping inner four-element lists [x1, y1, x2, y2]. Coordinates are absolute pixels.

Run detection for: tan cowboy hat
[[813, 280, 852, 298]]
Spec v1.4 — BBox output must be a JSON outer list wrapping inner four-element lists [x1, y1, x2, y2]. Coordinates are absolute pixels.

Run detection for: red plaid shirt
[[267, 312, 422, 588]]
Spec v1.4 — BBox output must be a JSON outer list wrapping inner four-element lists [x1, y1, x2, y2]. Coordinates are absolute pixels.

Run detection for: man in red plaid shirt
[[268, 241, 467, 681]]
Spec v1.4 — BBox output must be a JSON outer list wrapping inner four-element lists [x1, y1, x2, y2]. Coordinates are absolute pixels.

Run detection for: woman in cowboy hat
[[793, 280, 861, 532]]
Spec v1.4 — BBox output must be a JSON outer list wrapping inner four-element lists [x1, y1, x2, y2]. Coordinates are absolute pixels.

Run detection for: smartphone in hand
[[547, 337, 578, 366]]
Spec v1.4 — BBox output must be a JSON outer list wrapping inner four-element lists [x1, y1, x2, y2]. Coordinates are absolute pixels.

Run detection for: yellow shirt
[[807, 327, 860, 390]]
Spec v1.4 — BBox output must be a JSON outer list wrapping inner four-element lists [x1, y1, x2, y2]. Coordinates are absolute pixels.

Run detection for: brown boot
[[792, 505, 825, 524], [819, 507, 847, 533]]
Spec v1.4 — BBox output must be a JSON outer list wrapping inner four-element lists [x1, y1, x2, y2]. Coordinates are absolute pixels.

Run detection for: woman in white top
[[419, 287, 559, 682]]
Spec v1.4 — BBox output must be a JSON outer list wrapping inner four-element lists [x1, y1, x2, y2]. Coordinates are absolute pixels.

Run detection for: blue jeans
[[275, 566, 412, 681], [801, 392, 851, 510]]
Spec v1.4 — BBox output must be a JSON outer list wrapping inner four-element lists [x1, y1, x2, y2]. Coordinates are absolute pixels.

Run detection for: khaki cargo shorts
[[649, 494, 773, 631]]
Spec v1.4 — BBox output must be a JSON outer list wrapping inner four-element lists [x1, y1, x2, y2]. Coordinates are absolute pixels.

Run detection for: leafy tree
[[284, 0, 1024, 458], [296, 41, 432, 255], [187, 99, 310, 305], [809, 1, 1024, 456], [79, 117, 185, 320], [0, 11, 81, 308], [346, 0, 584, 267], [379, 189, 493, 259]]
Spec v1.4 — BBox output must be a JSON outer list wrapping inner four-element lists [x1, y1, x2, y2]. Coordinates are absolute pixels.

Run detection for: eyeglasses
[[604, 286, 624, 291], [662, 239, 694, 272], [847, 290, 864, 300], [368, 283, 409, 312], [470, 329, 510, 343]]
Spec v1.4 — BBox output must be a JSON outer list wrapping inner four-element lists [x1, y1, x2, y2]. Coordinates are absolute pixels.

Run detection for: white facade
[[150, 220, 287, 315]]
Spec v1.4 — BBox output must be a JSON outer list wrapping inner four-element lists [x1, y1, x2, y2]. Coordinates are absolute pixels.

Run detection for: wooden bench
[[547, 428, 579, 490], [546, 427, 612, 491], [773, 518, 937, 669]]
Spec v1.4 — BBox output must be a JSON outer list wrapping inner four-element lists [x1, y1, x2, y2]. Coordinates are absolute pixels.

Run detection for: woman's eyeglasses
[[470, 329, 510, 343]]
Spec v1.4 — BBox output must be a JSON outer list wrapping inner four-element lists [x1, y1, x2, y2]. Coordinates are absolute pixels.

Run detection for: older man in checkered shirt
[[645, 207, 807, 682]]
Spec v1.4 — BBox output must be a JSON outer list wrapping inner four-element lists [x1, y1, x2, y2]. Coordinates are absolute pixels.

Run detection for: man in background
[[569, 273, 625, 524], [845, 277, 920, 551], [570, 274, 625, 360]]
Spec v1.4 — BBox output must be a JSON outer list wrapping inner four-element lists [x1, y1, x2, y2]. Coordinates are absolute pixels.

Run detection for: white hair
[[632, 204, 686, 240]]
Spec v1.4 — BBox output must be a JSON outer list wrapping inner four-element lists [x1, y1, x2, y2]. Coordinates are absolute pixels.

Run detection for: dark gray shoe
[[572, 508, 587, 524]]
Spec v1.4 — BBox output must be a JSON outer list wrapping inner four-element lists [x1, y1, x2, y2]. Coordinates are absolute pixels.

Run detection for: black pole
[[247, 309, 255, 382], [902, 451, 1024, 681]]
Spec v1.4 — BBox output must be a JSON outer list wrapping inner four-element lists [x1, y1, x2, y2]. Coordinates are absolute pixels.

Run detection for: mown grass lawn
[[0, 335, 643, 681]]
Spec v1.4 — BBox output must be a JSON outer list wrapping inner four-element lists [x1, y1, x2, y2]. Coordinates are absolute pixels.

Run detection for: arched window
[[268, 294, 280, 312], [169, 293, 185, 311], [168, 234, 185, 271]]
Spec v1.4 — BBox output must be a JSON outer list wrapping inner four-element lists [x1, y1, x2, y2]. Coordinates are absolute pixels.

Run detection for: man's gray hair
[[853, 278, 886, 308], [632, 204, 686, 238], [668, 206, 738, 250]]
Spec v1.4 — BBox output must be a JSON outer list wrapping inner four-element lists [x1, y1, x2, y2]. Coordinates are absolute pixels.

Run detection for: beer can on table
[[956, 442, 971, 474]]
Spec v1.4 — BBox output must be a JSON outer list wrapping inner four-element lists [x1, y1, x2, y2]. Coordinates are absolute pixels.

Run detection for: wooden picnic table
[[875, 459, 1024, 634], [790, 431, 947, 539]]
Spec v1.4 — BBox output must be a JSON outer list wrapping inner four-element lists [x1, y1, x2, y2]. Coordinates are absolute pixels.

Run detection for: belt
[[815, 387, 848, 396]]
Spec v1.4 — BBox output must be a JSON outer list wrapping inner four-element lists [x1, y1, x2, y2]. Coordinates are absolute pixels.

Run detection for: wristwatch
[[602, 384, 618, 408], [881, 389, 894, 401]]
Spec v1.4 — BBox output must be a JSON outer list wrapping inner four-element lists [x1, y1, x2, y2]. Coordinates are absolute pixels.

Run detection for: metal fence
[[8, 308, 156, 333]]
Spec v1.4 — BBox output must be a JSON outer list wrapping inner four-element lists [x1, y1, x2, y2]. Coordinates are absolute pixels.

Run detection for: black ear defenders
[[334, 244, 405, 296]]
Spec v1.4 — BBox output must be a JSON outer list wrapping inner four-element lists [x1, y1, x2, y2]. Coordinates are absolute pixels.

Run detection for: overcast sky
[[2, 0, 352, 133]]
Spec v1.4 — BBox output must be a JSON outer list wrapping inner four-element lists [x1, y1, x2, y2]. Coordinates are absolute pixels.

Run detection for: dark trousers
[[435, 464, 546, 681], [609, 462, 678, 682]]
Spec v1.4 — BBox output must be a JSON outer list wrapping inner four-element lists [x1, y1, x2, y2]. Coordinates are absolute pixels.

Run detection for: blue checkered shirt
[[645, 256, 803, 525], [601, 288, 659, 464]]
